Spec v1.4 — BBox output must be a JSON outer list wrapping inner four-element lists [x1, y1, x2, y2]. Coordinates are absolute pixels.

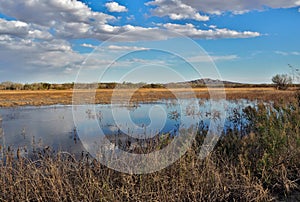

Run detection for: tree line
[[0, 82, 166, 90], [0, 82, 75, 90], [0, 78, 297, 90]]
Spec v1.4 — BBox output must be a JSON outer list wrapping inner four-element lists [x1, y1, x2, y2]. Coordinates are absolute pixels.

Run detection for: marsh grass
[[0, 88, 296, 107], [0, 94, 300, 201]]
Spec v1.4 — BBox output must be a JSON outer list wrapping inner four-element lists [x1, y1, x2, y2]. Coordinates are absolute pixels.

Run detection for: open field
[[0, 87, 296, 107]]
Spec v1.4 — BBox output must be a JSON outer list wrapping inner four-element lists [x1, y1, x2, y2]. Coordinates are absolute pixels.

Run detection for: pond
[[0, 99, 258, 158]]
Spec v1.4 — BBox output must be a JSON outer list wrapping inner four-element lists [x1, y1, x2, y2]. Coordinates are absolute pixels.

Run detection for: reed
[[0, 93, 300, 201]]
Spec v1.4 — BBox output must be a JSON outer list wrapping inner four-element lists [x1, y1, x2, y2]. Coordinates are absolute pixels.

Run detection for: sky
[[0, 0, 300, 84]]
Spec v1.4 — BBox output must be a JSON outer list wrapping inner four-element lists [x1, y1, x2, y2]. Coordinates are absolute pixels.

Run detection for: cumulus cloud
[[0, 0, 123, 41], [0, 36, 85, 82], [105, 2, 128, 12], [0, 0, 266, 82], [146, 0, 209, 21], [162, 23, 260, 39], [52, 22, 168, 41], [0, 24, 75, 81], [146, 0, 300, 16], [0, 0, 116, 26], [0, 36, 81, 67], [0, 18, 52, 40], [88, 23, 260, 41], [0, 0, 262, 42], [0, 0, 161, 42], [0, 19, 260, 81], [0, 35, 116, 82]]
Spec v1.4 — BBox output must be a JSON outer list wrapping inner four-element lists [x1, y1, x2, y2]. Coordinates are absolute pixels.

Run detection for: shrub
[[272, 74, 292, 90]]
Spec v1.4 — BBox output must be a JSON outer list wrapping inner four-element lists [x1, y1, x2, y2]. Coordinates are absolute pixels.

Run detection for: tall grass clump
[[0, 94, 300, 201]]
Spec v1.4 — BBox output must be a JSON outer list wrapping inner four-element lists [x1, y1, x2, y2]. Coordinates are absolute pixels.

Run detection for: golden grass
[[0, 148, 274, 201], [0, 87, 296, 107], [0, 91, 300, 201]]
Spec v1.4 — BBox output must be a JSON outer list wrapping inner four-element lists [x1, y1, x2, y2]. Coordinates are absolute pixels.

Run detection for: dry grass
[[0, 87, 296, 107], [0, 147, 275, 202], [0, 90, 300, 201], [1, 93, 300, 201]]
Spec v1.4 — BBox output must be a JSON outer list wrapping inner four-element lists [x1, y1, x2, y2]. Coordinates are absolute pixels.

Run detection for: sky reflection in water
[[0, 99, 256, 157]]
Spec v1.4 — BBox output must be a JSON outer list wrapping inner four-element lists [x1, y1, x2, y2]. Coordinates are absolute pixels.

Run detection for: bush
[[272, 74, 292, 90]]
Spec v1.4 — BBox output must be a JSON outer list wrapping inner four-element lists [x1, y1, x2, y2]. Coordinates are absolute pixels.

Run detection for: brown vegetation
[[0, 90, 300, 201], [0, 93, 300, 201], [0, 87, 296, 107]]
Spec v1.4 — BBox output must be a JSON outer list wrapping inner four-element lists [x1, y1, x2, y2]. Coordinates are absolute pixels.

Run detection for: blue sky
[[0, 0, 300, 84]]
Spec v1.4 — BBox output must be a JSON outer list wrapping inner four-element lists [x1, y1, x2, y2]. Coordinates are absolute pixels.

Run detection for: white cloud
[[0, 0, 266, 82], [1, 0, 116, 25], [0, 0, 262, 42], [0, 0, 116, 27], [208, 25, 217, 29], [0, 36, 81, 66], [107, 45, 149, 51], [0, 34, 116, 82], [126, 15, 135, 21], [146, 0, 209, 21], [0, 36, 85, 82], [105, 2, 128, 12], [82, 43, 150, 51], [275, 51, 300, 56], [0, 18, 52, 40], [146, 0, 300, 16], [188, 55, 238, 63], [81, 43, 97, 49], [0, 0, 161, 42], [275, 51, 289, 56], [0, 0, 287, 42], [162, 23, 260, 39], [0, 0, 131, 41], [291, 51, 300, 55], [212, 55, 239, 61]]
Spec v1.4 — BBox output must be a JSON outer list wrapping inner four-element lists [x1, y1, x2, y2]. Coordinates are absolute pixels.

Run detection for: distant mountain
[[188, 78, 241, 85], [168, 78, 242, 86]]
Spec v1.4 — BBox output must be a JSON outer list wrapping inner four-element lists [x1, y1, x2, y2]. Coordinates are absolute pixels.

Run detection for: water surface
[[0, 99, 257, 157]]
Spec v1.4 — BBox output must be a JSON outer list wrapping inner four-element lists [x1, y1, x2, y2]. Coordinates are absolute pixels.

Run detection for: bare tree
[[272, 74, 292, 90]]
